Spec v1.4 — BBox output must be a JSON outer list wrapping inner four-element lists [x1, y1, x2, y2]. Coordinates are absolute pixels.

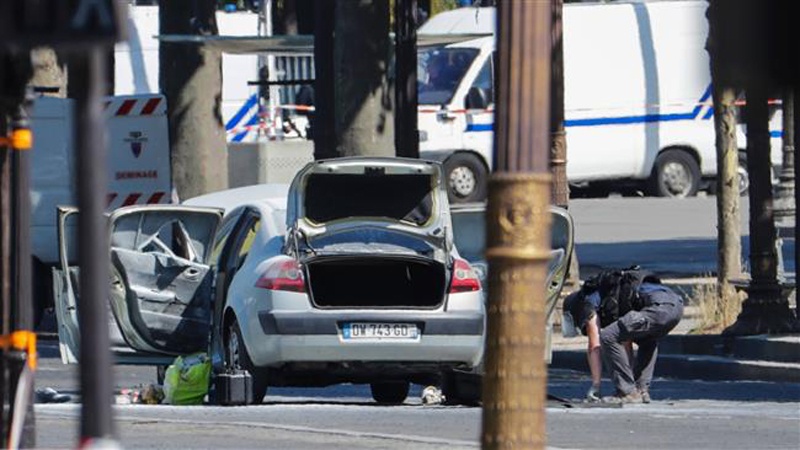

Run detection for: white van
[[31, 94, 172, 322], [417, 1, 782, 201]]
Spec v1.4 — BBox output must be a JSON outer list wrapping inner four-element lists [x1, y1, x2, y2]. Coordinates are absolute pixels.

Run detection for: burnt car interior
[[304, 173, 433, 225], [108, 211, 218, 354]]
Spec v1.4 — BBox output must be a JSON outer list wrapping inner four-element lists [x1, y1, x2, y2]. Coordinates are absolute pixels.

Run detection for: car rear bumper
[[246, 310, 485, 368]]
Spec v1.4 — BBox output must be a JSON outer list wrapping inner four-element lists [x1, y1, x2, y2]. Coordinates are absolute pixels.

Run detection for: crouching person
[[562, 268, 684, 404]]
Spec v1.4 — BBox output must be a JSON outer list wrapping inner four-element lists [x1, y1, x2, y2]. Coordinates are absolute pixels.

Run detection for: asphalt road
[[570, 196, 795, 278], [34, 371, 800, 450], [32, 340, 800, 450]]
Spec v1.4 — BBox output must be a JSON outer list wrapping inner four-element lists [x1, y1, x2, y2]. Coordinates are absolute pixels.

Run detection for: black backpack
[[580, 266, 661, 327]]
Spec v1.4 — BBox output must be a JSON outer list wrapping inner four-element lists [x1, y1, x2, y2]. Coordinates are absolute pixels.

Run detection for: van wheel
[[650, 149, 700, 198], [444, 153, 487, 203], [370, 381, 410, 405], [737, 157, 749, 196], [226, 320, 267, 404]]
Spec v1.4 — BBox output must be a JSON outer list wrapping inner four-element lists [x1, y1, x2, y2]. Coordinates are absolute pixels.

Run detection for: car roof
[[182, 183, 289, 213]]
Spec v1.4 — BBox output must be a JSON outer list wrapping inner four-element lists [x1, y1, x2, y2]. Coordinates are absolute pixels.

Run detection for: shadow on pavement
[[547, 368, 800, 404]]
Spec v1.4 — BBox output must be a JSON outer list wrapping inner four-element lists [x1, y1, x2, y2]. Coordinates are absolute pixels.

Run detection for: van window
[[418, 47, 479, 105], [470, 55, 494, 106]]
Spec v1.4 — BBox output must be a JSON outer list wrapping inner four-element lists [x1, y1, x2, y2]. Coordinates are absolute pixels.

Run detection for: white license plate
[[342, 323, 419, 340]]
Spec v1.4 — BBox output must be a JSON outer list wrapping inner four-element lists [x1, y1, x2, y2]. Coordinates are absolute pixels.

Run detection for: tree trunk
[[159, 0, 227, 200], [394, 0, 418, 158], [710, 80, 742, 296], [312, 0, 336, 160], [334, 0, 393, 157], [550, 0, 568, 208]]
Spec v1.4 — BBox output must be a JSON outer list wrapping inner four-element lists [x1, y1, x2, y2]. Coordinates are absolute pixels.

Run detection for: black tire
[[156, 365, 168, 385], [443, 153, 488, 203], [226, 320, 267, 404], [649, 149, 701, 198], [738, 154, 749, 196], [370, 381, 410, 405], [441, 370, 481, 406]]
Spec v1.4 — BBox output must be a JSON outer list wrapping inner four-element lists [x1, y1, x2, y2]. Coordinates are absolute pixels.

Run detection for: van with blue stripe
[[417, 1, 782, 201]]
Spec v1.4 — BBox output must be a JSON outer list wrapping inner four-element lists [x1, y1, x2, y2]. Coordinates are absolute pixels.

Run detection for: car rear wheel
[[370, 381, 410, 405], [226, 320, 268, 404]]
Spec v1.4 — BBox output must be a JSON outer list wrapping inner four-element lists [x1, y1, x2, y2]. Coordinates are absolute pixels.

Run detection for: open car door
[[53, 205, 223, 364], [450, 204, 574, 363], [544, 207, 575, 364], [445, 204, 575, 403]]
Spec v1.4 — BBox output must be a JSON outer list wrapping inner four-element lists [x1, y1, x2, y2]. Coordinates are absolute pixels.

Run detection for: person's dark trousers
[[600, 289, 684, 396]]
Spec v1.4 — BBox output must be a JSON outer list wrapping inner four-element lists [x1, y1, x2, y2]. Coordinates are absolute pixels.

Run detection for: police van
[[31, 94, 172, 324], [416, 1, 782, 201]]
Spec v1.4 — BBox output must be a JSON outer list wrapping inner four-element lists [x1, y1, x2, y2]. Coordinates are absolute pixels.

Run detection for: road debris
[[421, 385, 445, 405]]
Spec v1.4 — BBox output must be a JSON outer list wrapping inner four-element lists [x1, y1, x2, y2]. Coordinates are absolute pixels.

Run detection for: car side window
[[209, 210, 243, 267], [223, 209, 261, 273], [236, 216, 261, 268]]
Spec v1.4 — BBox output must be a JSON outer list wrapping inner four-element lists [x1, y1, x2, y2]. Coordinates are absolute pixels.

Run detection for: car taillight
[[255, 259, 305, 292], [449, 258, 481, 293]]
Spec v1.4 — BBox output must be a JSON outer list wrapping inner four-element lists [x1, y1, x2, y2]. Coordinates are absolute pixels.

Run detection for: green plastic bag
[[163, 353, 211, 405]]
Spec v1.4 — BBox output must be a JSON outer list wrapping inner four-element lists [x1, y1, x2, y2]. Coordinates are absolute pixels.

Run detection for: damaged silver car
[[198, 158, 486, 404], [54, 157, 486, 405]]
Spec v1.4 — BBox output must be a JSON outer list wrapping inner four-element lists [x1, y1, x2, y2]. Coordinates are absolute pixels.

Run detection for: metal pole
[[795, 86, 800, 307], [744, 87, 778, 284], [483, 1, 551, 448], [1, 50, 35, 448], [0, 103, 10, 447], [71, 47, 115, 442], [9, 93, 36, 449], [774, 89, 795, 223], [395, 0, 419, 158], [725, 86, 798, 335]]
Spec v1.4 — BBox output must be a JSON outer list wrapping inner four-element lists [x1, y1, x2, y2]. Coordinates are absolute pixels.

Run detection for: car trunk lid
[[286, 157, 452, 253]]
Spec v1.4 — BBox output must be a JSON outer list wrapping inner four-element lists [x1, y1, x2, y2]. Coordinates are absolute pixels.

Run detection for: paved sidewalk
[[550, 299, 800, 384]]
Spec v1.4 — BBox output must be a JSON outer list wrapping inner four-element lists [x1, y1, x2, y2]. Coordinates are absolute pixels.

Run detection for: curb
[[551, 349, 800, 384], [659, 334, 800, 364]]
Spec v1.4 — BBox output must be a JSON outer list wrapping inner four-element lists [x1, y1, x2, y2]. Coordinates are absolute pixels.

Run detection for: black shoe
[[36, 387, 71, 404]]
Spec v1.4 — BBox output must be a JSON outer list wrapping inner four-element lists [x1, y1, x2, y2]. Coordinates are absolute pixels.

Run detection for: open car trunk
[[306, 256, 447, 309], [288, 159, 453, 310]]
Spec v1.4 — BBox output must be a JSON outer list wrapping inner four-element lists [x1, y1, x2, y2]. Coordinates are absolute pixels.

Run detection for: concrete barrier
[[227, 140, 313, 188]]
